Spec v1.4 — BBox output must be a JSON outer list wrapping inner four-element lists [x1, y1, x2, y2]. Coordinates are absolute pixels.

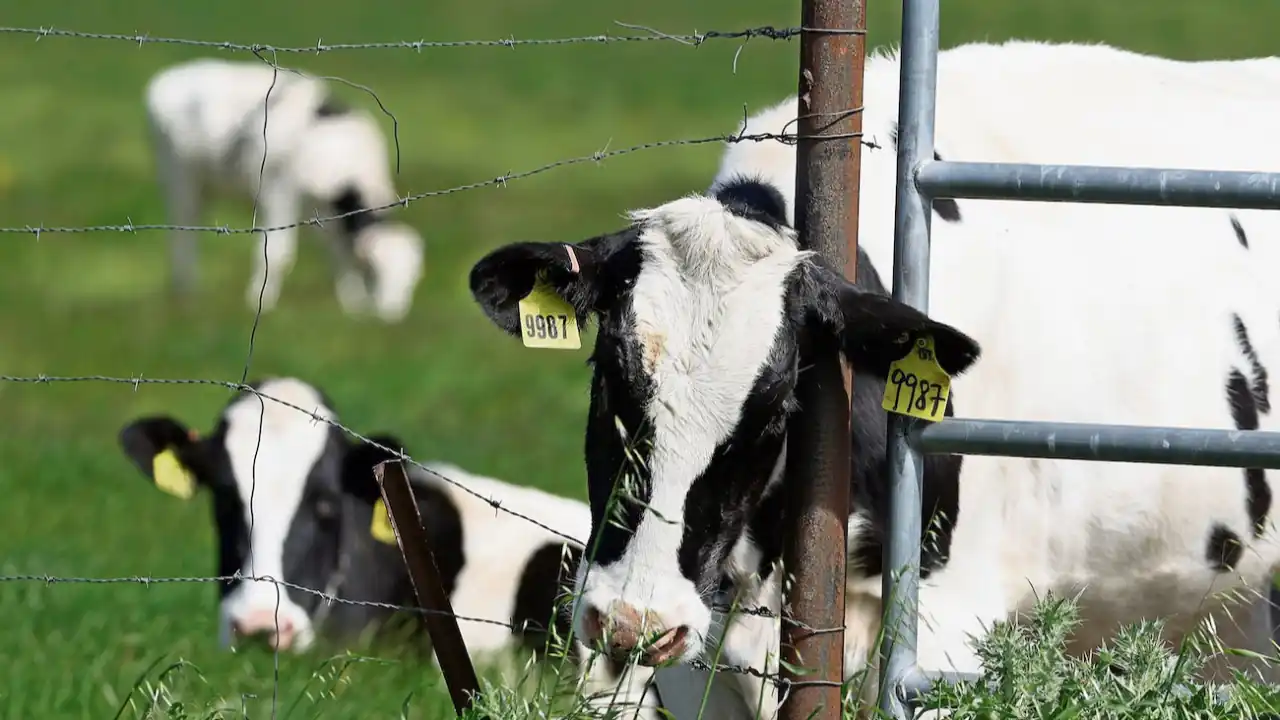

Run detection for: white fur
[[144, 58, 424, 322], [407, 461, 662, 720], [637, 39, 1280, 717], [219, 377, 334, 652]]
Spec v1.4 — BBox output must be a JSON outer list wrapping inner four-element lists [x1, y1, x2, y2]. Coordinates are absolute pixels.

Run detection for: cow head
[[117, 377, 350, 653], [469, 176, 981, 665]]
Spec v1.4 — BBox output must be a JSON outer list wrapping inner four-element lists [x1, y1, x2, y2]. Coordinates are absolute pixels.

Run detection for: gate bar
[[876, 0, 939, 716], [917, 160, 1280, 209], [913, 419, 1280, 469]]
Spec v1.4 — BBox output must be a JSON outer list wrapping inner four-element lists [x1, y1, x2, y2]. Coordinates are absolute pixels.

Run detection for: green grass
[[2, 0, 1280, 717]]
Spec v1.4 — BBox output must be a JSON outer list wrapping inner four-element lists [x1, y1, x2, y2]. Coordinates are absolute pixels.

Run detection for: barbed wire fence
[[0, 20, 875, 720]]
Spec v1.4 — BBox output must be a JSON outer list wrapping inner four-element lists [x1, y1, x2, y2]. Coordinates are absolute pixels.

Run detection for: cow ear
[[468, 228, 635, 338], [342, 434, 409, 504], [802, 261, 981, 379], [118, 416, 204, 501]]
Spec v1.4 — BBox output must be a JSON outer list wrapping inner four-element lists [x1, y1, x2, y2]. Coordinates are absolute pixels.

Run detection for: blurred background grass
[[0, 0, 1277, 717]]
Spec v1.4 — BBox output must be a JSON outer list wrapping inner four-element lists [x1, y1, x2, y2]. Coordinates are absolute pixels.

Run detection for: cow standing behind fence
[[115, 376, 660, 718], [144, 58, 425, 322], [716, 36, 1280, 657], [468, 45, 1280, 713]]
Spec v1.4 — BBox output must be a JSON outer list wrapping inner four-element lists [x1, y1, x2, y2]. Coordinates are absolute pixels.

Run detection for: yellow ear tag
[[881, 336, 951, 423], [152, 448, 196, 500], [517, 277, 581, 350], [370, 498, 398, 545]]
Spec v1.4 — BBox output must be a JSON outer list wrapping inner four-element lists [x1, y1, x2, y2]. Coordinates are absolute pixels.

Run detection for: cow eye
[[314, 496, 338, 520]]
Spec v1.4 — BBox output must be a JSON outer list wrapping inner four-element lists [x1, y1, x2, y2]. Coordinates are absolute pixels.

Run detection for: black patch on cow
[[1226, 367, 1272, 537], [330, 186, 382, 239], [1232, 314, 1270, 415], [714, 175, 789, 231], [739, 246, 961, 589], [1231, 214, 1249, 250], [413, 481, 467, 598], [1206, 523, 1244, 572], [314, 94, 350, 119], [511, 541, 580, 652], [887, 124, 962, 223], [200, 419, 250, 598], [579, 239, 655, 570], [277, 424, 350, 615], [583, 340, 656, 568], [678, 358, 794, 593]]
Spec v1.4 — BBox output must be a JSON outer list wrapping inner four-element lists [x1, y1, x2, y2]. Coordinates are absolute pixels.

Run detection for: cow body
[[697, 40, 1280, 710], [469, 38, 1280, 712], [144, 58, 424, 322]]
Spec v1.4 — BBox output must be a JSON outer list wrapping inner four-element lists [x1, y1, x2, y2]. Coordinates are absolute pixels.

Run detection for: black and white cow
[[469, 162, 1280, 716], [118, 376, 352, 651], [117, 376, 660, 718], [144, 58, 425, 322]]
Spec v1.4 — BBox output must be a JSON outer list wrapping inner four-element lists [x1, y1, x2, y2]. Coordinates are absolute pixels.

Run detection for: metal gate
[[878, 1, 1280, 717]]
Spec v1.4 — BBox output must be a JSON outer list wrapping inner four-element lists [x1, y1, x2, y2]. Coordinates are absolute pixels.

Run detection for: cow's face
[[117, 378, 350, 653], [470, 177, 981, 665]]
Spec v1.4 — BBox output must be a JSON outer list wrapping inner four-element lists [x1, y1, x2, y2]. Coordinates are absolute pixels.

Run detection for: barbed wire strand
[[0, 572, 791, 683], [0, 23, 872, 53]]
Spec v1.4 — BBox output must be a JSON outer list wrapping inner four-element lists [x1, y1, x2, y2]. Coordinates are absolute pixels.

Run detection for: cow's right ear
[[118, 416, 204, 501], [468, 228, 636, 338]]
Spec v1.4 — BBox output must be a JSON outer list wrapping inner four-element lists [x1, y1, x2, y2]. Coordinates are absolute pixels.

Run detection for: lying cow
[[116, 376, 659, 718], [468, 158, 1280, 720]]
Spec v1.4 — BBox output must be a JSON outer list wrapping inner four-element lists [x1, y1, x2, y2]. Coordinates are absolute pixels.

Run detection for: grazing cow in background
[[144, 58, 425, 322], [116, 376, 660, 719], [714, 38, 1280, 665], [469, 161, 1280, 717]]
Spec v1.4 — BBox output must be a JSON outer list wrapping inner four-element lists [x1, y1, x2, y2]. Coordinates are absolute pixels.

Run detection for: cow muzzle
[[579, 600, 691, 666], [232, 609, 299, 651]]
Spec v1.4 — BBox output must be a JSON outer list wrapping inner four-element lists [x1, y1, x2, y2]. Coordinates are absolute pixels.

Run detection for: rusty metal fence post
[[375, 459, 481, 716], [779, 1, 868, 719]]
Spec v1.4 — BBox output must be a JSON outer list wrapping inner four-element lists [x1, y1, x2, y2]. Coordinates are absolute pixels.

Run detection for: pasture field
[[0, 0, 1278, 717]]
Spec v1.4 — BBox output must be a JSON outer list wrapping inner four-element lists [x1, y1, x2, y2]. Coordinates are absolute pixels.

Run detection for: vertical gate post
[[780, 0, 868, 718], [878, 0, 941, 717]]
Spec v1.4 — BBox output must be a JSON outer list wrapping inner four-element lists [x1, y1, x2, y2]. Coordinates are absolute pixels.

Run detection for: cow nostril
[[581, 606, 605, 643], [642, 625, 690, 666]]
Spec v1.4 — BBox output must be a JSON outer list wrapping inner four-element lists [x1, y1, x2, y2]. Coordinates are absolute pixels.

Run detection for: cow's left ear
[[801, 260, 981, 379], [341, 434, 410, 504]]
